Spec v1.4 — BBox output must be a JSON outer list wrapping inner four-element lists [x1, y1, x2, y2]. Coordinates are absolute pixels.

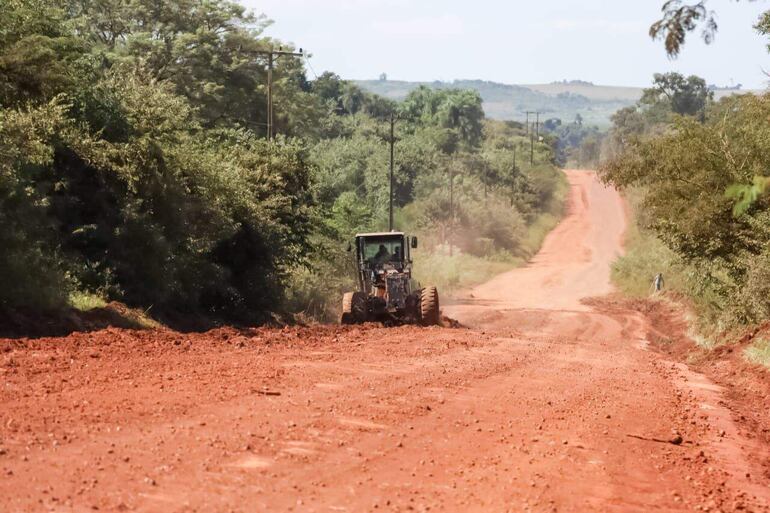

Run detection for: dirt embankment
[[1, 170, 769, 512], [591, 295, 770, 484]]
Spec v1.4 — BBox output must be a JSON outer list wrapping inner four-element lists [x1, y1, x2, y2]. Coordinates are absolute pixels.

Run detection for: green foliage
[[611, 223, 685, 298], [601, 72, 713, 166], [744, 337, 770, 369], [542, 118, 602, 167], [639, 72, 712, 118], [0, 1, 316, 322], [726, 176, 770, 217], [0, 0, 90, 106], [0, 98, 80, 309], [413, 252, 517, 293], [650, 1, 770, 58], [357, 79, 637, 128], [602, 92, 770, 327], [400, 86, 484, 151], [298, 86, 564, 319]]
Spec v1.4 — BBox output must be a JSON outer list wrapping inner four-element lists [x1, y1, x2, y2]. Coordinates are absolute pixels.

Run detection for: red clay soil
[[1, 170, 769, 512], [590, 295, 770, 486]]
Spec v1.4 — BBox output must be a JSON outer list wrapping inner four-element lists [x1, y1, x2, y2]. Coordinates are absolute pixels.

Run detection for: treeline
[[1, 0, 562, 324], [540, 115, 602, 168], [600, 72, 770, 329]]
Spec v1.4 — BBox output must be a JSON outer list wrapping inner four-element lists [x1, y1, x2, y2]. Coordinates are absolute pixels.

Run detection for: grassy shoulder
[[69, 292, 161, 330], [745, 338, 770, 368], [413, 252, 519, 294], [612, 189, 770, 368], [612, 197, 721, 348]]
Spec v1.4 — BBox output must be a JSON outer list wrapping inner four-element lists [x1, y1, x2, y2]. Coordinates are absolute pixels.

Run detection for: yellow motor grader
[[341, 231, 439, 326]]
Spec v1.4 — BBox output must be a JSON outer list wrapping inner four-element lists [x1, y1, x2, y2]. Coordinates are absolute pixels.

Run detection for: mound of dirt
[[0, 302, 156, 339]]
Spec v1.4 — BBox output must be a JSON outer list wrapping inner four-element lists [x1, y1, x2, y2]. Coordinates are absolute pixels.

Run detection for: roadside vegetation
[[599, 68, 770, 342], [0, 0, 564, 327], [745, 338, 770, 368], [602, 74, 770, 333], [413, 173, 567, 294]]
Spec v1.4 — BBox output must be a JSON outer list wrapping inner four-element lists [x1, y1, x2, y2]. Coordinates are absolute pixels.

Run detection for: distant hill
[[355, 79, 641, 128], [355, 79, 760, 128]]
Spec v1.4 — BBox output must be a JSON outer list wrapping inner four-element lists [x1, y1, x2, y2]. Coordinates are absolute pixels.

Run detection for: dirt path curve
[[447, 169, 626, 319], [1, 170, 768, 512]]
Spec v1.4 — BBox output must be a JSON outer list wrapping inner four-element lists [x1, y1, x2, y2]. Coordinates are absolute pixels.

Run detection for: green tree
[[639, 72, 712, 118], [401, 86, 484, 152]]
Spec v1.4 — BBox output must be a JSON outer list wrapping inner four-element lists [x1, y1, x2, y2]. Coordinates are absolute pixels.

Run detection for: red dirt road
[[2, 170, 769, 512]]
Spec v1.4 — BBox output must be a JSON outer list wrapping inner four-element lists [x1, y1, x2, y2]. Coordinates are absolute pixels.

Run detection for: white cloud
[[372, 14, 465, 38]]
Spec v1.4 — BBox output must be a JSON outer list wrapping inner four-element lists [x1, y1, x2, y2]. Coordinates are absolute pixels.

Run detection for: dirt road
[[2, 170, 768, 512]]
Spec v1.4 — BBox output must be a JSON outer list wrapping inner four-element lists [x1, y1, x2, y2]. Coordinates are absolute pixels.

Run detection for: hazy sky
[[242, 0, 770, 89]]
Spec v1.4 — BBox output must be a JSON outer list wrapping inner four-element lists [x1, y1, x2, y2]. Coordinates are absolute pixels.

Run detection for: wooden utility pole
[[530, 125, 535, 165], [388, 113, 395, 232], [255, 47, 304, 140], [525, 111, 536, 137], [449, 158, 454, 257], [525, 111, 540, 165], [267, 53, 273, 139], [511, 145, 517, 206]]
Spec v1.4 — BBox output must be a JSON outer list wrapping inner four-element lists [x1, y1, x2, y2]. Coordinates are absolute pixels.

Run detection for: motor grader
[[340, 232, 440, 326]]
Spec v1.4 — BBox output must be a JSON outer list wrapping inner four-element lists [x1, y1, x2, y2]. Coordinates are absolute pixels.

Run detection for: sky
[[241, 0, 770, 89]]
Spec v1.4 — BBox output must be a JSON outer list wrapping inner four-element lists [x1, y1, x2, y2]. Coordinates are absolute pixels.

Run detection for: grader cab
[[340, 232, 440, 326]]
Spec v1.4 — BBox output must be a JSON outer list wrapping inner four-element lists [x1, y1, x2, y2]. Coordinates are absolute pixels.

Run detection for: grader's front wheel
[[420, 286, 440, 326], [341, 292, 367, 325]]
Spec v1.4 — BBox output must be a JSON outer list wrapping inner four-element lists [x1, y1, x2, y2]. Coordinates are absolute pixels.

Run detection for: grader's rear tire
[[341, 292, 367, 324], [420, 286, 440, 326]]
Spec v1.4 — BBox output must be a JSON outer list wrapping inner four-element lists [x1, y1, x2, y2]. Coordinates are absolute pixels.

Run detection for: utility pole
[[525, 111, 536, 137], [255, 47, 304, 140], [449, 157, 454, 257], [388, 113, 395, 232], [511, 145, 517, 207], [530, 124, 535, 166], [524, 111, 540, 165], [267, 52, 273, 140]]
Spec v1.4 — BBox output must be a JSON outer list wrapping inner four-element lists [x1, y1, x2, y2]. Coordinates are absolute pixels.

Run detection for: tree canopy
[[639, 72, 713, 118]]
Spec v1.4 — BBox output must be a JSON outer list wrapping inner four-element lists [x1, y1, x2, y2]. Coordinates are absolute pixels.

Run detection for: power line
[[303, 53, 319, 80]]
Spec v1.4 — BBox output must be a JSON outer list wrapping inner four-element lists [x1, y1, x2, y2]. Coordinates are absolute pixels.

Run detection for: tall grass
[[69, 291, 108, 311], [611, 189, 735, 346], [413, 252, 520, 293], [745, 338, 770, 369], [611, 223, 685, 298]]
